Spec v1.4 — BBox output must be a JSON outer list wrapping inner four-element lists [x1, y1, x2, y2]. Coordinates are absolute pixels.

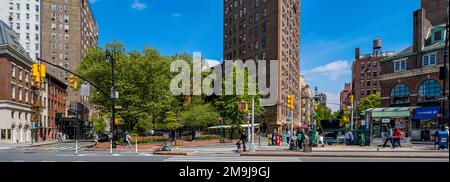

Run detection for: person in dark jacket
[[382, 125, 394, 148], [239, 131, 248, 152]]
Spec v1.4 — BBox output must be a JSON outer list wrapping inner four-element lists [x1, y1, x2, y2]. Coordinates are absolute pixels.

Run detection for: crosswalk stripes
[[164, 155, 303, 162]]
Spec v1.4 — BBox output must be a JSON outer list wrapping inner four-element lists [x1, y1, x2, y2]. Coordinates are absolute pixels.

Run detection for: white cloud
[[202, 59, 220, 71], [131, 0, 147, 10], [306, 60, 351, 80], [172, 13, 181, 17]]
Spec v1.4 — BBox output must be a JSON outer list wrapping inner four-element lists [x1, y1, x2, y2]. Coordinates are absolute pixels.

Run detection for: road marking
[[40, 161, 56, 162], [11, 160, 25, 162], [72, 161, 88, 162]]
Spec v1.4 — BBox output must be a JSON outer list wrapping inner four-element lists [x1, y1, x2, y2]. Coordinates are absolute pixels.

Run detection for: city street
[[0, 142, 447, 162]]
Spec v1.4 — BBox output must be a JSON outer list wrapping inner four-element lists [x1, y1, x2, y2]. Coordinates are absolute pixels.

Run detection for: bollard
[[75, 140, 78, 156], [110, 140, 113, 155], [135, 139, 138, 154]]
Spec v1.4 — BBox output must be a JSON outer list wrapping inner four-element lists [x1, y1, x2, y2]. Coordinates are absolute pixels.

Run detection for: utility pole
[[106, 48, 118, 148], [444, 0, 450, 125], [350, 95, 354, 130], [250, 98, 256, 152]]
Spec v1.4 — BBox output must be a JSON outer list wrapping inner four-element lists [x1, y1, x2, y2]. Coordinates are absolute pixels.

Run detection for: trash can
[[434, 131, 448, 150]]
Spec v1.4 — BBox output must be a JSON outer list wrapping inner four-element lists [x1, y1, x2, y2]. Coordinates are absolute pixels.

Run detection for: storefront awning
[[413, 106, 440, 120], [370, 107, 415, 118]]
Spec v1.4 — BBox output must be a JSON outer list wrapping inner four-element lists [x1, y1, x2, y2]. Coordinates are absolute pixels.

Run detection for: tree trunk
[[191, 127, 196, 141]]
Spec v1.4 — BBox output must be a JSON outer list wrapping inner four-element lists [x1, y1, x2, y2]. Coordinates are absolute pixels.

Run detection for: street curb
[[240, 152, 449, 158]]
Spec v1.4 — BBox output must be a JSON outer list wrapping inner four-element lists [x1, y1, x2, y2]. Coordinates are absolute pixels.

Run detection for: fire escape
[[30, 81, 45, 142]]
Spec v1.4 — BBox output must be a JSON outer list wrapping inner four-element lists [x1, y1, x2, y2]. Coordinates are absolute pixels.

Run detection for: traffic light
[[31, 64, 46, 83], [350, 95, 354, 105], [238, 101, 248, 113], [287, 95, 294, 109], [69, 75, 78, 89]]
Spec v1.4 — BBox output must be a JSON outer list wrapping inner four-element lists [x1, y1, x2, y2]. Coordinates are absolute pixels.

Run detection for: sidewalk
[[86, 139, 234, 151], [239, 144, 449, 158]]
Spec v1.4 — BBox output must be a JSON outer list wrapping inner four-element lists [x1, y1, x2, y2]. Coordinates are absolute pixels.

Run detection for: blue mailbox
[[434, 131, 448, 150]]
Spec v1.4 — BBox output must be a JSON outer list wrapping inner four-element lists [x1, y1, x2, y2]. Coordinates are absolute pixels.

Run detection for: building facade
[[0, 0, 42, 61], [340, 83, 351, 111], [380, 0, 448, 141], [351, 39, 394, 113], [40, 0, 98, 115], [313, 87, 327, 107], [39, 74, 66, 141], [0, 21, 34, 143], [223, 0, 301, 133], [300, 75, 313, 125]]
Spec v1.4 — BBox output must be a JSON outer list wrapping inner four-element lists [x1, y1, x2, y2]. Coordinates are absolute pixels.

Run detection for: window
[[361, 73, 364, 80], [373, 71, 377, 77], [366, 90, 371, 96], [262, 8, 267, 18], [361, 63, 365, 70], [418, 80, 441, 102], [25, 89, 29, 103], [254, 26, 259, 36], [422, 52, 437, 66], [262, 36, 266, 48], [16, 3, 20, 10], [373, 62, 377, 68], [433, 31, 442, 42], [11, 84, 15, 99], [11, 64, 16, 78], [18, 87, 22, 101], [262, 21, 266, 32], [25, 72, 29, 83], [367, 81, 370, 87], [18, 68, 22, 81], [394, 59, 406, 72]]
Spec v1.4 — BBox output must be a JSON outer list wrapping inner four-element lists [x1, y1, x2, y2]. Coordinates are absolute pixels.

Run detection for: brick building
[[380, 0, 448, 140], [40, 0, 98, 115], [0, 20, 33, 143], [339, 83, 351, 111], [43, 74, 67, 141], [223, 0, 301, 133], [351, 39, 394, 113]]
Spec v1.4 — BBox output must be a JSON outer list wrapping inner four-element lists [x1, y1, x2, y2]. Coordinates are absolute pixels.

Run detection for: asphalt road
[[0, 142, 447, 162]]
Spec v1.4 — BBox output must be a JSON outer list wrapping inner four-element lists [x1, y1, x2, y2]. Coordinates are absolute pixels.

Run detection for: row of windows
[[11, 63, 30, 83], [8, 12, 40, 22], [10, 111, 29, 121], [361, 61, 378, 70], [390, 80, 442, 104], [393, 52, 439, 72], [9, 1, 39, 12], [11, 83, 30, 103], [8, 21, 40, 32]]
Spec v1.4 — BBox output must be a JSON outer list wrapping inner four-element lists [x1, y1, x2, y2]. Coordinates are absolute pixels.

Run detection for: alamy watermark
[[170, 52, 278, 106]]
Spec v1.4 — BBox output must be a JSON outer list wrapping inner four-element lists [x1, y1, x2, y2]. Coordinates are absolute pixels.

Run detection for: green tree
[[214, 62, 264, 139], [358, 93, 381, 113], [315, 103, 334, 126], [77, 42, 180, 133], [179, 103, 219, 140], [90, 115, 107, 132]]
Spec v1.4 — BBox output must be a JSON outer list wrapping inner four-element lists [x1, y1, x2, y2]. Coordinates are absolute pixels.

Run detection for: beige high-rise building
[[40, 0, 98, 114], [223, 0, 301, 133]]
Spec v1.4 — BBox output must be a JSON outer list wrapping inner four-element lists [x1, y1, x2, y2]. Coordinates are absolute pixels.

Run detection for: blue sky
[[89, 0, 421, 111]]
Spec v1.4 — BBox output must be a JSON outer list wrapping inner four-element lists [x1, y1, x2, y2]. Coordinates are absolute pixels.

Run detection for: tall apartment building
[[300, 75, 313, 125], [40, 0, 98, 113], [351, 39, 394, 113], [0, 0, 42, 61], [223, 0, 301, 133]]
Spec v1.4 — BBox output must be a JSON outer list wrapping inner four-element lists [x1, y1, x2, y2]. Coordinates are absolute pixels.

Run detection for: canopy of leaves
[[358, 93, 381, 113]]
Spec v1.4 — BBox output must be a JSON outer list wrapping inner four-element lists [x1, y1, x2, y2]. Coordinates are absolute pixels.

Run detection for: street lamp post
[[250, 98, 256, 152], [106, 49, 118, 148]]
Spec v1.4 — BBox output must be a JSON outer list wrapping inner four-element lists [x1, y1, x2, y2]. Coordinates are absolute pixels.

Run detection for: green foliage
[[214, 62, 264, 129], [179, 103, 219, 128], [78, 42, 181, 132], [90, 115, 107, 132], [358, 93, 381, 112], [315, 103, 334, 125]]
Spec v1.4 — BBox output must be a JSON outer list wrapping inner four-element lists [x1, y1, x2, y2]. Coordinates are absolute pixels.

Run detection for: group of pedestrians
[[382, 125, 403, 148]]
